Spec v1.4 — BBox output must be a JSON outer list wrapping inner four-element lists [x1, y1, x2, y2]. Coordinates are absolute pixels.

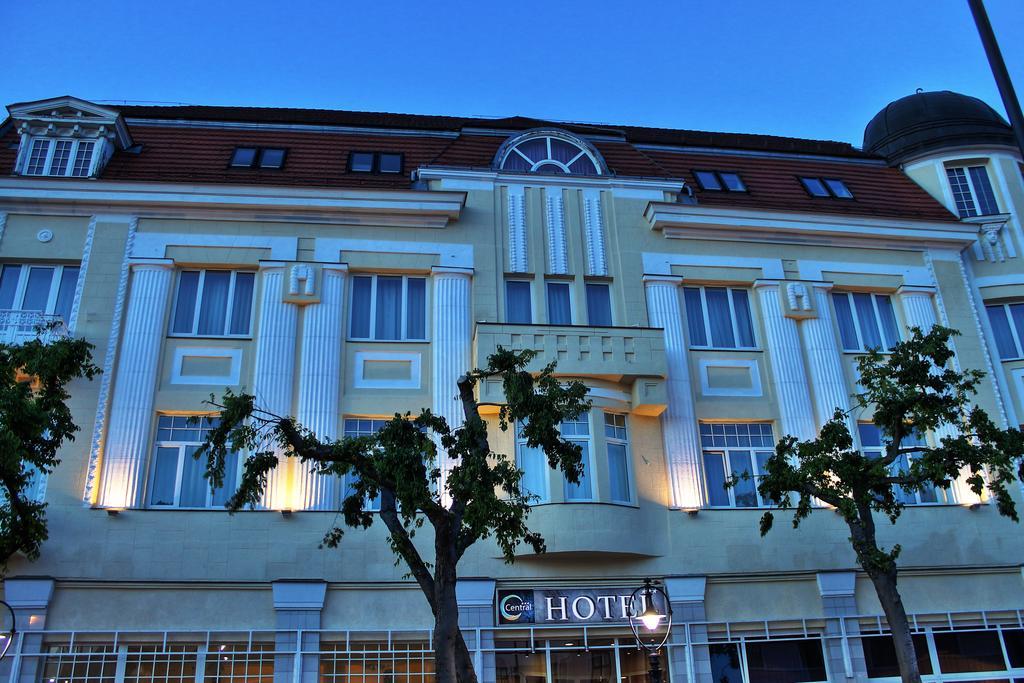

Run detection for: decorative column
[[544, 187, 568, 274], [432, 267, 473, 498], [506, 185, 528, 273], [897, 285, 982, 504], [644, 275, 703, 508], [254, 264, 299, 509], [296, 265, 347, 510], [582, 189, 608, 276], [802, 285, 853, 429], [755, 281, 816, 441], [98, 261, 174, 508]]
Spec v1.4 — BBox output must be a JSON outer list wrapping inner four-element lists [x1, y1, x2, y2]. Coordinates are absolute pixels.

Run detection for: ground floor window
[[39, 642, 274, 683], [709, 638, 827, 683], [495, 638, 668, 683], [861, 626, 1024, 679], [321, 640, 434, 683]]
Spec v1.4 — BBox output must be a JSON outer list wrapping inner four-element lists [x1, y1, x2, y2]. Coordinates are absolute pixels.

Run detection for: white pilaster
[[582, 189, 608, 276], [897, 285, 982, 504], [97, 261, 174, 508], [803, 285, 853, 428], [755, 282, 816, 441], [432, 267, 473, 499], [506, 185, 528, 273], [545, 188, 568, 274], [253, 265, 299, 509], [296, 265, 347, 510], [644, 275, 702, 508]]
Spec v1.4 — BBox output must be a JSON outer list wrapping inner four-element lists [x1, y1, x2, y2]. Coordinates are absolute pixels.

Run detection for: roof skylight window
[[694, 170, 747, 192], [230, 147, 286, 169], [800, 176, 853, 198], [230, 147, 258, 168]]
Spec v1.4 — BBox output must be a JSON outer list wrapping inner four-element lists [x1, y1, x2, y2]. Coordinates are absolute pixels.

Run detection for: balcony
[[473, 323, 668, 414], [0, 310, 69, 345]]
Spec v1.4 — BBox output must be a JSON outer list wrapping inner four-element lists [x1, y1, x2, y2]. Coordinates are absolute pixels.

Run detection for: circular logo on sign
[[499, 593, 527, 622]]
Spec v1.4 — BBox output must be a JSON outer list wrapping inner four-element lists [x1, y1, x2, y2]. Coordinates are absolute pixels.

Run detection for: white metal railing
[[6, 610, 1024, 683], [0, 310, 68, 345]]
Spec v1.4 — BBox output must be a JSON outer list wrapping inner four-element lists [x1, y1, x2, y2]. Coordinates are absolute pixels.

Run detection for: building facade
[[0, 91, 1023, 683]]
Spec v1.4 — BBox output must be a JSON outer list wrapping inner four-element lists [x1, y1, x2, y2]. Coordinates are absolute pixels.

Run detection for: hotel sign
[[496, 587, 667, 626]]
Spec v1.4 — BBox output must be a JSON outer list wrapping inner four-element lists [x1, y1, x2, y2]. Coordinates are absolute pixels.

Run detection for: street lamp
[[627, 579, 673, 683]]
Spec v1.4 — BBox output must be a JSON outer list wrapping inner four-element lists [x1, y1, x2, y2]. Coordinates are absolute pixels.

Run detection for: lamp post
[[627, 579, 673, 683]]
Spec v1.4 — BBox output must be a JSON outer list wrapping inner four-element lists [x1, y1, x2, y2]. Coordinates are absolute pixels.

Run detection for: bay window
[[349, 275, 427, 341], [831, 292, 899, 352], [505, 280, 533, 324], [22, 137, 97, 177], [0, 263, 79, 322], [985, 302, 1024, 360], [700, 422, 775, 507], [170, 270, 255, 337], [148, 415, 239, 508], [683, 286, 756, 349], [857, 423, 950, 504], [604, 412, 631, 503]]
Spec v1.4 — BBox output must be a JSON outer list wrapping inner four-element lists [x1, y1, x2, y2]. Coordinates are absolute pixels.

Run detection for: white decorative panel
[[170, 347, 242, 385], [582, 189, 608, 276], [545, 188, 568, 274], [698, 359, 762, 397], [354, 351, 422, 389], [506, 185, 528, 272]]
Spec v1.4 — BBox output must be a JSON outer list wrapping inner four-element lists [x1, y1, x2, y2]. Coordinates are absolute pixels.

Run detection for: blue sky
[[1, 0, 1021, 147]]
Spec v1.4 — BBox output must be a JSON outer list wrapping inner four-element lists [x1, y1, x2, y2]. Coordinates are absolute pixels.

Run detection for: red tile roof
[[0, 103, 958, 222]]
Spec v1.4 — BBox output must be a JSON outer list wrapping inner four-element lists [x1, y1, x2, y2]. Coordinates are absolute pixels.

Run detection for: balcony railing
[[0, 310, 69, 345]]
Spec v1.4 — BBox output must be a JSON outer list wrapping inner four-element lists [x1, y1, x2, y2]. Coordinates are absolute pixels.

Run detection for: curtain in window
[[406, 278, 426, 339], [54, 267, 79, 323], [702, 452, 730, 506], [149, 447, 180, 506], [831, 294, 859, 351], [178, 445, 208, 507], [0, 265, 21, 309], [350, 276, 373, 338], [729, 451, 758, 507], [197, 272, 231, 335], [563, 441, 591, 500], [22, 267, 54, 312], [228, 273, 254, 335], [546, 283, 571, 324], [850, 293, 882, 349], [586, 284, 612, 326], [506, 281, 532, 324], [172, 272, 200, 334], [518, 444, 547, 500], [705, 287, 736, 348], [875, 296, 900, 350], [683, 288, 707, 346], [210, 451, 239, 507], [375, 276, 403, 340], [731, 290, 755, 347], [607, 442, 630, 502]]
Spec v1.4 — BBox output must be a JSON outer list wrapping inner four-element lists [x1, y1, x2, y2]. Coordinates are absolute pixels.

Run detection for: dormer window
[[495, 130, 606, 175], [23, 138, 96, 177]]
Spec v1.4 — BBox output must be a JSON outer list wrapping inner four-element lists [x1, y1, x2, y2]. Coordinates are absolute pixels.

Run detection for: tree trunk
[[866, 567, 922, 683], [454, 630, 479, 683], [432, 521, 478, 683]]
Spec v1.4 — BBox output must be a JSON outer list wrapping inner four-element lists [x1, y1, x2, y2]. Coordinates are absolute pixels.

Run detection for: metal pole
[[967, 0, 1024, 159], [648, 650, 663, 683]]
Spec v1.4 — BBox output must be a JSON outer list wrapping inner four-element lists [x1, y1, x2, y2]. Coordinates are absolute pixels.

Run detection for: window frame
[[946, 165, 999, 218], [545, 280, 573, 325], [700, 422, 776, 508], [498, 134, 603, 176], [147, 415, 241, 509], [683, 285, 758, 350], [693, 169, 747, 193], [515, 421, 551, 504], [22, 136, 97, 177], [603, 412, 633, 504], [985, 302, 1024, 360], [799, 176, 854, 199], [347, 274, 429, 342], [168, 269, 256, 339], [585, 281, 613, 326], [229, 147, 288, 170], [347, 151, 404, 174], [857, 423, 953, 506], [560, 410, 596, 502], [0, 263, 80, 319], [831, 291, 900, 353], [505, 279, 534, 324]]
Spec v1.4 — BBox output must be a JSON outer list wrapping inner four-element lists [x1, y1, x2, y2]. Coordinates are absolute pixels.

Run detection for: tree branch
[[378, 489, 437, 611]]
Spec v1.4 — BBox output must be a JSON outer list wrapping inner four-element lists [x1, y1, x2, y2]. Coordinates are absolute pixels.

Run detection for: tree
[[0, 328, 99, 569], [197, 348, 590, 683], [746, 326, 1024, 683]]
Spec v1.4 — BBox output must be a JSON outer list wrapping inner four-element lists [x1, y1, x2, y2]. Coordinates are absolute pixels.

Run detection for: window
[[348, 152, 403, 174], [230, 147, 287, 169], [496, 639, 667, 683], [586, 283, 613, 326], [683, 286, 756, 349], [744, 639, 828, 683], [0, 263, 79, 322], [343, 418, 388, 511], [858, 423, 950, 504], [349, 275, 426, 341], [862, 632, 933, 677], [561, 412, 593, 500], [987, 302, 1024, 360], [506, 281, 532, 324], [800, 176, 853, 198], [22, 137, 96, 177], [149, 416, 239, 508], [546, 282, 571, 324], [831, 292, 900, 352], [170, 270, 255, 337], [694, 170, 747, 192], [946, 166, 999, 217], [497, 133, 603, 175], [700, 423, 775, 507], [515, 423, 549, 502], [604, 413, 631, 503]]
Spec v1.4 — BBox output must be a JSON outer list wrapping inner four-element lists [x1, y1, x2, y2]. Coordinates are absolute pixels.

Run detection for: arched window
[[495, 130, 605, 175]]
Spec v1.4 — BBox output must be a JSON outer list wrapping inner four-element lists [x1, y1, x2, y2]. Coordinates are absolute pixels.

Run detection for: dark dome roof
[[863, 90, 1014, 162]]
